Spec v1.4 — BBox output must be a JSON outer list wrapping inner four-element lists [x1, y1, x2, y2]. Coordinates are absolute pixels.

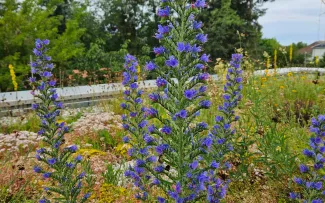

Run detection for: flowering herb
[[121, 54, 153, 201], [290, 115, 325, 202], [121, 0, 243, 202], [29, 39, 91, 203]]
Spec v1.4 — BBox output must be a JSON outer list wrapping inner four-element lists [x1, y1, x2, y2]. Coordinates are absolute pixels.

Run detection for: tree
[[0, 0, 85, 91], [199, 0, 271, 60]]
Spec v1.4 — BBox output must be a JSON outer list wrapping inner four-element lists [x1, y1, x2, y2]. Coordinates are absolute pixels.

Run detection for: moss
[[114, 143, 131, 157], [78, 149, 106, 158], [98, 183, 134, 203]]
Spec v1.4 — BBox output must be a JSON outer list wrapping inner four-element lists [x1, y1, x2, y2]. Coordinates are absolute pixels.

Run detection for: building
[[312, 43, 325, 58], [298, 41, 325, 58]]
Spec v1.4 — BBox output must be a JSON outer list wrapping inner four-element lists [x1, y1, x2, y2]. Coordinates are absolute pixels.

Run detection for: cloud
[[259, 0, 325, 45]]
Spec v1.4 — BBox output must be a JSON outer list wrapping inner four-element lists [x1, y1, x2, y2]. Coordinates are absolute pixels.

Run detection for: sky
[[259, 0, 325, 45]]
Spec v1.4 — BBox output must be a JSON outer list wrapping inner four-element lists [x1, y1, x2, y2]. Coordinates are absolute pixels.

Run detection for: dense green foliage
[[0, 0, 310, 92]]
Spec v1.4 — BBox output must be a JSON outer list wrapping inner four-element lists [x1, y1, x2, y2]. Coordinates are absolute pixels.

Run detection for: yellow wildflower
[[8, 64, 18, 91], [289, 44, 293, 62], [276, 146, 281, 152], [78, 149, 106, 157], [115, 143, 132, 156], [280, 86, 284, 89], [287, 72, 293, 77], [137, 65, 141, 81], [99, 184, 130, 203], [266, 57, 270, 69], [292, 90, 297, 93], [316, 56, 319, 66]]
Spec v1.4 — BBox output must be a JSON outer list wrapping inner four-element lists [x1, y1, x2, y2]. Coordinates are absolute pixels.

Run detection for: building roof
[[313, 43, 325, 49], [298, 41, 325, 54]]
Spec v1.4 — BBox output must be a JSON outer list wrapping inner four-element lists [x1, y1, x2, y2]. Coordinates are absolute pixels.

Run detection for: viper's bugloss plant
[[290, 115, 325, 203], [29, 39, 91, 203], [121, 54, 153, 200], [121, 0, 243, 202]]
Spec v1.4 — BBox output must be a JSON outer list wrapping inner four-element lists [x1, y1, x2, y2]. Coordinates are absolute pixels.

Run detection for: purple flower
[[201, 137, 213, 148], [33, 166, 42, 173], [178, 110, 187, 119], [189, 160, 198, 169], [195, 33, 208, 43], [154, 165, 165, 172], [289, 192, 299, 199], [303, 149, 315, 157], [55, 102, 63, 109], [199, 100, 211, 108], [165, 56, 178, 68], [43, 172, 51, 178], [158, 24, 170, 34], [195, 64, 205, 69], [130, 82, 138, 89], [184, 89, 197, 100], [191, 44, 202, 53], [31, 103, 39, 110], [135, 98, 142, 104], [146, 156, 157, 163], [157, 6, 170, 17], [145, 61, 157, 71], [161, 125, 172, 134], [156, 144, 169, 155], [145, 107, 158, 118], [47, 158, 57, 165], [200, 53, 210, 62], [29, 77, 36, 83], [199, 85, 207, 93], [48, 80, 56, 86], [198, 122, 208, 129], [152, 179, 160, 185], [177, 42, 186, 52], [83, 193, 91, 200], [120, 103, 127, 109], [75, 155, 83, 162], [198, 73, 210, 81], [193, 21, 203, 29], [211, 161, 220, 169], [123, 124, 129, 130], [148, 124, 156, 133], [43, 39, 50, 45], [149, 93, 159, 102], [78, 172, 85, 179], [158, 197, 166, 203], [123, 136, 130, 143], [42, 71, 52, 78], [68, 145, 78, 152], [194, 0, 206, 8], [66, 162, 74, 168], [299, 164, 309, 173], [39, 198, 48, 203], [154, 46, 165, 55], [144, 134, 155, 144], [156, 77, 167, 87], [138, 120, 148, 128]]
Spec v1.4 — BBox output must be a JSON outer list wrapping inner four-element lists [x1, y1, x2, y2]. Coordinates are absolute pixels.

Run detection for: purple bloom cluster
[[290, 115, 325, 202], [29, 39, 90, 202], [122, 0, 243, 202], [121, 55, 154, 200]]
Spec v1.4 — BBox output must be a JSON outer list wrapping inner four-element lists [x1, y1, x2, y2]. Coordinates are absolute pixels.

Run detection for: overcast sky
[[259, 0, 325, 45]]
